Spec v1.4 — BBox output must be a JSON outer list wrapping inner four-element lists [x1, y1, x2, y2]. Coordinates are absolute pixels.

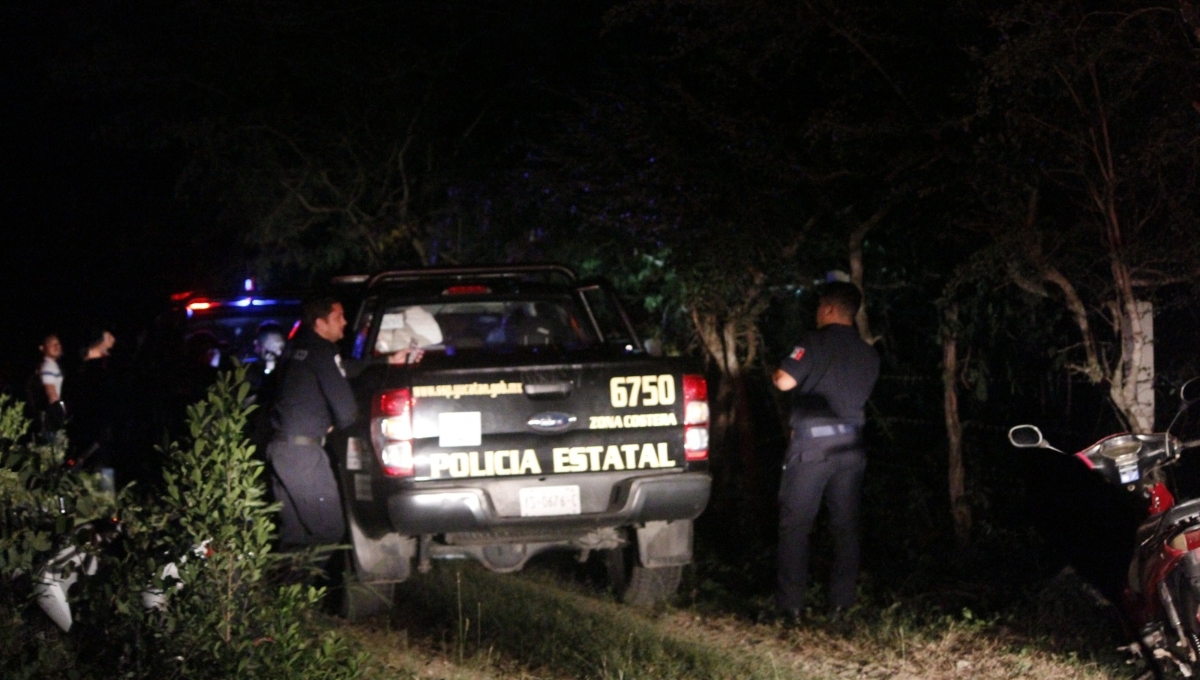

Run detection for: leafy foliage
[[0, 395, 118, 678], [972, 0, 1200, 430], [0, 371, 364, 679], [107, 366, 365, 678]]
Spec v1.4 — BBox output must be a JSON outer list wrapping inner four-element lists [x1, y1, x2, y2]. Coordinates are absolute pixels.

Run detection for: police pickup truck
[[333, 265, 710, 617]]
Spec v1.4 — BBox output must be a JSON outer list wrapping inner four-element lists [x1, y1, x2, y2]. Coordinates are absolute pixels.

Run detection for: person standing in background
[[66, 328, 118, 491], [37, 333, 67, 435]]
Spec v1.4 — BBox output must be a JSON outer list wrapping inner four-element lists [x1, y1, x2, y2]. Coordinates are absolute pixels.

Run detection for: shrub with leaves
[[2, 368, 365, 679], [0, 394, 118, 678], [114, 366, 364, 679]]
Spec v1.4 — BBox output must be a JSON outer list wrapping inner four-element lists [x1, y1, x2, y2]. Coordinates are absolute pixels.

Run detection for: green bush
[[0, 394, 118, 679], [0, 369, 365, 679], [110, 367, 365, 678], [0, 395, 116, 578]]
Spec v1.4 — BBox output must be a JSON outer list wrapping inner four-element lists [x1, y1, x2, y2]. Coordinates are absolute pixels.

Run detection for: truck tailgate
[[406, 362, 690, 482]]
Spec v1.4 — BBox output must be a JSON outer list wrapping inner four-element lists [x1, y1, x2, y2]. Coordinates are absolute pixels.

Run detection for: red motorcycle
[[1009, 379, 1200, 678]]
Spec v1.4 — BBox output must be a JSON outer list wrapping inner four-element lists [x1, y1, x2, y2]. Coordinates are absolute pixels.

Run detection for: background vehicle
[[1009, 379, 1200, 678], [122, 287, 302, 489], [334, 265, 711, 618], [161, 288, 302, 366]]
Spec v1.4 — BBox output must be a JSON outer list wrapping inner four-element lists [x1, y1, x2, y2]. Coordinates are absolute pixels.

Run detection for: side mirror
[[1007, 424, 1064, 452], [1181, 378, 1200, 405], [1008, 425, 1046, 448], [1008, 426, 1065, 453]]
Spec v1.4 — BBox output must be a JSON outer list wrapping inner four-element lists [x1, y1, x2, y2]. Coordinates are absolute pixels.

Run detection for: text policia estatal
[[426, 442, 674, 479]]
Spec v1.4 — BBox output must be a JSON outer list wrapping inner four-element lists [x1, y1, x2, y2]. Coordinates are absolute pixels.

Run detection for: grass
[[389, 561, 784, 680], [338, 439, 1145, 680], [347, 617, 508, 680], [335, 554, 1137, 680]]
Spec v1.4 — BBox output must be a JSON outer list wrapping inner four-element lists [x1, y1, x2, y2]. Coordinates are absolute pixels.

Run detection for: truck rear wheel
[[604, 544, 682, 607]]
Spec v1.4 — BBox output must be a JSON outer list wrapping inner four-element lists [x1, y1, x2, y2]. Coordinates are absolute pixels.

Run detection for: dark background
[[3, 1, 1200, 635], [2, 6, 190, 377]]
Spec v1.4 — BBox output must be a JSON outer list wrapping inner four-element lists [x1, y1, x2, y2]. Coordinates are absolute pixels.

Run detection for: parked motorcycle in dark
[[33, 517, 196, 632], [1010, 379, 1200, 677]]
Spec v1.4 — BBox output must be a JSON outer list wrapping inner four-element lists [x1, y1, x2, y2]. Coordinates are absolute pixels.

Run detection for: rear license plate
[[518, 485, 581, 517]]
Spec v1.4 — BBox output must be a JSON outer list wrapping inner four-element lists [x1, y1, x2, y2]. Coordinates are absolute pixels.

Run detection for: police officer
[[268, 298, 425, 550], [246, 322, 286, 401], [772, 281, 880, 618], [268, 297, 357, 549]]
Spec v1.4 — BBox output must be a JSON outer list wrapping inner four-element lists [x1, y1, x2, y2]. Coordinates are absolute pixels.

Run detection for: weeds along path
[[347, 620, 513, 680], [341, 563, 1126, 680], [381, 563, 770, 679], [661, 609, 1122, 680]]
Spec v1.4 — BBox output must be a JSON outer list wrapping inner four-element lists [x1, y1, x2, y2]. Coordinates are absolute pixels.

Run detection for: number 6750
[[610, 375, 676, 408]]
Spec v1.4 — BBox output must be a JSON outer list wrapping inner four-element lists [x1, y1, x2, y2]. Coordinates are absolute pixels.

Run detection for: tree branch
[[1043, 267, 1104, 383], [848, 206, 888, 344]]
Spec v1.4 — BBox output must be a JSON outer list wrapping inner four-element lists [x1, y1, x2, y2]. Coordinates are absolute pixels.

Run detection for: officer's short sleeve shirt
[[779, 324, 880, 426]]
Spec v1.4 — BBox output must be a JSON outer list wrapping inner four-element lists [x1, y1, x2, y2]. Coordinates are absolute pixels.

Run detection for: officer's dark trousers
[[777, 448, 867, 613], [267, 440, 346, 549]]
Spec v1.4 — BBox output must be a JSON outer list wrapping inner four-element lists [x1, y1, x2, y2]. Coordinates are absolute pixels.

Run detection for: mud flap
[[348, 512, 415, 582], [636, 520, 692, 568]]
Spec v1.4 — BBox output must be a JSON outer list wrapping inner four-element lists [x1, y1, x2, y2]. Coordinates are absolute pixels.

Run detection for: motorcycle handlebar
[[1181, 438, 1200, 451]]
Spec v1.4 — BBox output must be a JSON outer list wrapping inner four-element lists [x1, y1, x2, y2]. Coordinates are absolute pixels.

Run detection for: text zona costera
[[589, 412, 678, 430]]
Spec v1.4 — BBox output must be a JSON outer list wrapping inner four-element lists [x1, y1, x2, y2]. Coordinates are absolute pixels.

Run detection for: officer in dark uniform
[[268, 297, 357, 549], [772, 281, 880, 618]]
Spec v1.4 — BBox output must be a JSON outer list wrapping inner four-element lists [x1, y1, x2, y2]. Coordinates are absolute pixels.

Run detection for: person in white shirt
[[39, 333, 64, 403], [33, 333, 68, 436]]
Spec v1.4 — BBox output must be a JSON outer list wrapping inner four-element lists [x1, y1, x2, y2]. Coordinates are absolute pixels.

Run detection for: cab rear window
[[364, 298, 598, 357]]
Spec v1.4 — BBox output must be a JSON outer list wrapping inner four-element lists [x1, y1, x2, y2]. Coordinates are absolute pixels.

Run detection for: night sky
[[0, 3, 610, 384], [3, 1, 1199, 414], [2, 6, 194, 381], [0, 3, 544, 383]]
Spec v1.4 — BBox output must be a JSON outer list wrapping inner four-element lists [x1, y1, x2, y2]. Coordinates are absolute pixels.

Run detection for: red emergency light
[[442, 285, 492, 295]]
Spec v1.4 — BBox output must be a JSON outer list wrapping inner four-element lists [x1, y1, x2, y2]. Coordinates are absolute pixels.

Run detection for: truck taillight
[[373, 388, 415, 477], [682, 374, 709, 461]]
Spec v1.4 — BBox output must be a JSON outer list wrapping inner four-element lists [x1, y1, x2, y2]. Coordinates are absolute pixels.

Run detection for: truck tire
[[605, 544, 682, 607]]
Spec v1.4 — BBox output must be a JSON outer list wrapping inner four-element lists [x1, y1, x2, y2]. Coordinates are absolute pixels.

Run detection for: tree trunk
[[1110, 299, 1155, 433], [848, 208, 886, 344], [691, 310, 762, 520], [942, 306, 970, 547]]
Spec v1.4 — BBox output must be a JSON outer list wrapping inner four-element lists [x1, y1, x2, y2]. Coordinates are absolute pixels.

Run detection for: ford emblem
[[527, 411, 577, 432]]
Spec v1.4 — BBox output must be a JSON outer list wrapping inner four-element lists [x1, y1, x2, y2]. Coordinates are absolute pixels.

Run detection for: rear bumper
[[385, 471, 711, 535]]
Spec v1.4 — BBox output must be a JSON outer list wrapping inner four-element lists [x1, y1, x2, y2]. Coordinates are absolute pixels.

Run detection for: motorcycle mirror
[[1008, 425, 1046, 448], [1181, 378, 1200, 405]]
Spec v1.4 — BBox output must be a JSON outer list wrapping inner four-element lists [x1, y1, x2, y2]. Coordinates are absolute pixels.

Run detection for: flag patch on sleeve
[[790, 347, 805, 361]]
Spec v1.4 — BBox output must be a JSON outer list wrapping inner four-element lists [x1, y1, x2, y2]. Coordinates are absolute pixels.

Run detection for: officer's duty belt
[[803, 424, 859, 439], [274, 434, 326, 447]]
